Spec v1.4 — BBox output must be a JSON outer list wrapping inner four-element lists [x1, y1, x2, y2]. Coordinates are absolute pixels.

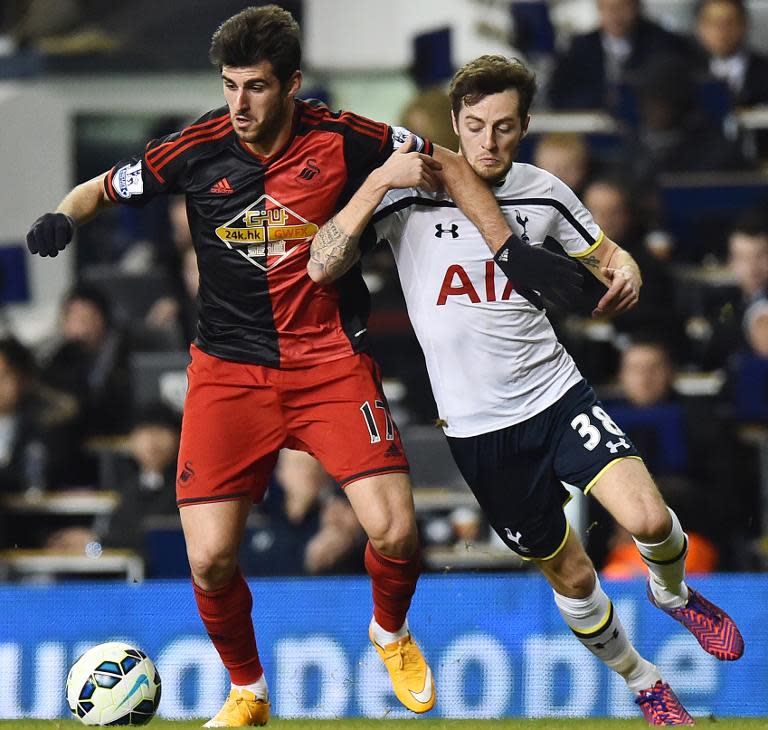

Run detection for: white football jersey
[[371, 163, 603, 437]]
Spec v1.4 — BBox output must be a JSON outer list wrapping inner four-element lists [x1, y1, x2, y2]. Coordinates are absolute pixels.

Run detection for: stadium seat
[[129, 350, 190, 413], [400, 425, 467, 490]]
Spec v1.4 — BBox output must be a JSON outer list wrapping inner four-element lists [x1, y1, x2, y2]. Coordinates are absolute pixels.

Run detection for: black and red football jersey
[[104, 99, 431, 368]]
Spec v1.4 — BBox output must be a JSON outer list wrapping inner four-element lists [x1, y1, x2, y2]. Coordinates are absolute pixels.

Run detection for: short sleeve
[[545, 174, 604, 258], [368, 188, 417, 251], [103, 108, 230, 207], [340, 115, 431, 197], [103, 133, 184, 207]]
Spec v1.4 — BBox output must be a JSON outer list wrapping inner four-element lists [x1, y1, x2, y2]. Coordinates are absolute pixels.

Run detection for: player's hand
[[493, 234, 583, 310], [377, 134, 443, 192], [26, 212, 76, 257], [592, 265, 640, 317]]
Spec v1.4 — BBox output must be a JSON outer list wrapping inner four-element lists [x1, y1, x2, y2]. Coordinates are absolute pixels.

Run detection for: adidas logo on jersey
[[384, 442, 403, 458], [210, 177, 234, 194]]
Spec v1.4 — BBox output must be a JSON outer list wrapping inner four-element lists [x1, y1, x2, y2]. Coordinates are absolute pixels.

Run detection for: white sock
[[370, 616, 409, 646], [232, 673, 268, 700], [554, 574, 661, 694], [633, 508, 689, 609]]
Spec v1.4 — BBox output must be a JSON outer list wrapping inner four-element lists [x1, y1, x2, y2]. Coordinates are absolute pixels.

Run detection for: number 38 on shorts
[[570, 406, 628, 453]]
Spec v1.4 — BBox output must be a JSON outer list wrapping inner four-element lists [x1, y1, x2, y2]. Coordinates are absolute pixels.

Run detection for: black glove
[[26, 212, 76, 257], [493, 234, 583, 310]]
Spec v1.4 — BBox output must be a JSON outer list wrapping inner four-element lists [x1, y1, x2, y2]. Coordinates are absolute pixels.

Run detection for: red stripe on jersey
[[302, 105, 384, 135], [103, 165, 118, 202], [302, 106, 388, 144], [146, 115, 229, 166], [147, 112, 229, 149], [302, 113, 387, 144], [147, 115, 230, 167], [147, 124, 233, 182], [338, 111, 387, 135]]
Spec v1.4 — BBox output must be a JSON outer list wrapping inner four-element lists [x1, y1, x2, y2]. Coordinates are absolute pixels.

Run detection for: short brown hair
[[209, 5, 301, 84], [449, 55, 537, 120]]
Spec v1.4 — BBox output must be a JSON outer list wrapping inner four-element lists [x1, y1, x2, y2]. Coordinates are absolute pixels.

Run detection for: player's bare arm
[[308, 217, 363, 283], [308, 136, 442, 284], [56, 172, 114, 224], [27, 172, 114, 257], [578, 236, 642, 317], [432, 147, 513, 252]]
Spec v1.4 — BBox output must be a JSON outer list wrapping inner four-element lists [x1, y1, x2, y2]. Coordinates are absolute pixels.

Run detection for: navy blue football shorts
[[446, 379, 642, 560]]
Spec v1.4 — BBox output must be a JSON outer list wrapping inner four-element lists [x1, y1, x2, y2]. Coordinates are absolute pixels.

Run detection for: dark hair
[[209, 5, 301, 84], [622, 335, 676, 367], [584, 176, 633, 206], [64, 284, 112, 326], [0, 337, 36, 377], [732, 206, 768, 238], [695, 0, 747, 20], [449, 55, 537, 120]]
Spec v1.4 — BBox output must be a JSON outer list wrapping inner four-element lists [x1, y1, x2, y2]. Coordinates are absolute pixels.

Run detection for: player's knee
[[626, 501, 672, 543], [368, 518, 418, 559], [188, 547, 238, 590], [555, 557, 596, 598]]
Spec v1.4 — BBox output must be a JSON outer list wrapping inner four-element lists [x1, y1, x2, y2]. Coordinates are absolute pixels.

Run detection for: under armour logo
[[515, 210, 530, 243], [435, 223, 459, 239], [298, 159, 320, 181], [606, 438, 630, 454], [505, 528, 530, 553]]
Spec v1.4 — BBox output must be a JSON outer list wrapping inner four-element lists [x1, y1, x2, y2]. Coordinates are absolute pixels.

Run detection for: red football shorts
[[176, 345, 409, 506]]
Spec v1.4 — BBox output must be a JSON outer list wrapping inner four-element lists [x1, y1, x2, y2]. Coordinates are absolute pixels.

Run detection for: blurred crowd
[[2, 0, 768, 580]]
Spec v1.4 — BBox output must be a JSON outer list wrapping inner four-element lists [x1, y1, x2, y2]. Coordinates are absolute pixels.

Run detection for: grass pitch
[[2, 719, 768, 729]]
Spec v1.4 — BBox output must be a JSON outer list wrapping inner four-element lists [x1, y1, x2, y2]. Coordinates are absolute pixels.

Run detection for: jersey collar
[[237, 104, 301, 166]]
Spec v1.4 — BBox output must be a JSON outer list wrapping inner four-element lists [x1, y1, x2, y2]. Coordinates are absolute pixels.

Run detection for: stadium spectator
[[242, 450, 365, 576], [40, 284, 132, 436], [99, 402, 181, 554], [693, 0, 768, 107], [603, 338, 737, 563], [548, 0, 690, 110], [581, 177, 681, 346], [0, 337, 80, 496], [744, 298, 768, 359], [399, 87, 457, 152], [726, 298, 768, 424], [625, 55, 751, 178], [722, 298, 768, 552], [532, 133, 592, 198], [696, 210, 768, 369], [143, 197, 199, 347]]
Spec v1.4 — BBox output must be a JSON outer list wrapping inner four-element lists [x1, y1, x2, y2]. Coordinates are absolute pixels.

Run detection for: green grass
[[2, 719, 768, 729]]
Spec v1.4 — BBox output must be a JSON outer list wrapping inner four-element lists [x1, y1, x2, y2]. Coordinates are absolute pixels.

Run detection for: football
[[65, 641, 161, 726]]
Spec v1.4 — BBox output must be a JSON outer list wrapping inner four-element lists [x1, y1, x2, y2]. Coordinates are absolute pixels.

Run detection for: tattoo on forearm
[[309, 216, 361, 279], [580, 255, 601, 270]]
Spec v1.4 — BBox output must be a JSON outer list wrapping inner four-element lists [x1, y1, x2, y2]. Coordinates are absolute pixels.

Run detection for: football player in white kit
[[308, 56, 744, 726]]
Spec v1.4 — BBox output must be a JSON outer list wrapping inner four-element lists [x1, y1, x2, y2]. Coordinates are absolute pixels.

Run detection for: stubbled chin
[[472, 165, 503, 183]]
